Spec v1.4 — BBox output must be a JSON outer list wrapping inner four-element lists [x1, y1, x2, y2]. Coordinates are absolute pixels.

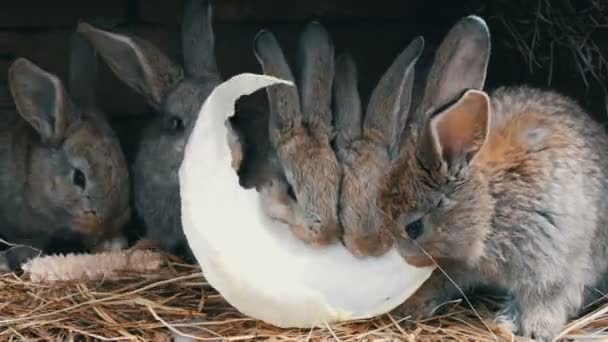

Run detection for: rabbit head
[[333, 37, 423, 257], [77, 0, 224, 256], [7, 32, 130, 241], [375, 16, 492, 267], [254, 22, 342, 245]]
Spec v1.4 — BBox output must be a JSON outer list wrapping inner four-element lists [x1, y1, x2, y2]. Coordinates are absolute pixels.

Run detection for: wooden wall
[[1, 0, 605, 122]]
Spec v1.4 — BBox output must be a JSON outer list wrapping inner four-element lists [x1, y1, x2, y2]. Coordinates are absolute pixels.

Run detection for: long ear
[[297, 22, 334, 132], [77, 22, 183, 110], [419, 15, 490, 117], [253, 30, 302, 142], [182, 0, 220, 80], [419, 89, 490, 179], [364, 36, 423, 158], [333, 53, 362, 153], [69, 27, 97, 108], [8, 58, 78, 143]]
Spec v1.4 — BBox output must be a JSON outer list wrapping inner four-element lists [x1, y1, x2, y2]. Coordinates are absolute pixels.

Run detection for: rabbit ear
[[8, 58, 79, 143], [364, 36, 423, 157], [69, 28, 97, 108], [419, 15, 490, 116], [420, 89, 490, 178], [297, 22, 334, 131], [77, 22, 184, 110], [254, 30, 302, 139], [182, 0, 220, 80], [333, 53, 362, 152]]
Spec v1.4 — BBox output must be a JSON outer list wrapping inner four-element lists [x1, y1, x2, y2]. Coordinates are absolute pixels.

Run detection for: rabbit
[[375, 15, 608, 341], [0, 32, 131, 267], [253, 22, 343, 245], [332, 36, 424, 257], [77, 0, 275, 260]]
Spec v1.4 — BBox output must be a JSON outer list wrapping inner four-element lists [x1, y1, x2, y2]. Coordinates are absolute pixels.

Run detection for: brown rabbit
[[332, 37, 424, 257], [375, 15, 608, 341], [0, 33, 131, 263], [253, 22, 342, 245]]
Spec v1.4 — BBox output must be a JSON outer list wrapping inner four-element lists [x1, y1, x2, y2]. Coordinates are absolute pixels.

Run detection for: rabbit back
[[476, 86, 608, 286]]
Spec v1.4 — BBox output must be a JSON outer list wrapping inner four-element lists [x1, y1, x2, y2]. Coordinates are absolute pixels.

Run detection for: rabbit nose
[[343, 231, 391, 257], [321, 220, 342, 244]]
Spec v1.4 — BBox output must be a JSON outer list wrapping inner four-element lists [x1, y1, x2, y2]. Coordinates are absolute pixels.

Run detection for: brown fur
[[254, 23, 342, 245], [376, 16, 608, 341], [332, 39, 423, 256]]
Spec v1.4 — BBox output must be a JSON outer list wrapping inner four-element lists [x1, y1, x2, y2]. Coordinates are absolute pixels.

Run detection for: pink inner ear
[[431, 90, 490, 163]]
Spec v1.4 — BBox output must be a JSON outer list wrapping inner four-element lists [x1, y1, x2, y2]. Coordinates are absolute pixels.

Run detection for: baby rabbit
[[332, 36, 424, 257], [376, 15, 608, 341], [77, 0, 270, 260], [253, 23, 342, 245], [0, 32, 130, 261]]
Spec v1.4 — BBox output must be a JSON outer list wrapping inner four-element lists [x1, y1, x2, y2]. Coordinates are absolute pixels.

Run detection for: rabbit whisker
[[369, 198, 499, 342], [0, 237, 41, 254]]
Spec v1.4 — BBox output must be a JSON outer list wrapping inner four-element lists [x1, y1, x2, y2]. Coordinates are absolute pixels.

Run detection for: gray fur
[[0, 42, 130, 263], [333, 54, 362, 153], [79, 0, 272, 260], [376, 16, 608, 341], [297, 22, 335, 132]]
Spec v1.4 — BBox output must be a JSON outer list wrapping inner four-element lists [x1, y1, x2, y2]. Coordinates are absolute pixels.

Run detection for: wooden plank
[[138, 0, 424, 24], [0, 0, 127, 28], [0, 29, 160, 116], [0, 21, 426, 117]]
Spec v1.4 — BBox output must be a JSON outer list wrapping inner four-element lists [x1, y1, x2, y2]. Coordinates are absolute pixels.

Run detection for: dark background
[[1, 0, 607, 135]]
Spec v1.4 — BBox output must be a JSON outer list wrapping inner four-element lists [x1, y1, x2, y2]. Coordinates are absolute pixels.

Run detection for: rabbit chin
[[70, 215, 104, 236], [402, 255, 436, 268], [69, 207, 130, 238]]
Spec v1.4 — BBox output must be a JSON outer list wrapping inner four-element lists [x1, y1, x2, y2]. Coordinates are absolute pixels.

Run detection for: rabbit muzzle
[[403, 255, 435, 268], [71, 213, 105, 236], [70, 206, 129, 236], [342, 230, 392, 257], [394, 237, 436, 268]]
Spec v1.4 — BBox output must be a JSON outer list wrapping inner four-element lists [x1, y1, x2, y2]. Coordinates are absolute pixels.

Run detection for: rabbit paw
[[94, 236, 128, 252], [393, 298, 444, 320], [0, 246, 42, 272], [518, 303, 566, 342], [493, 297, 521, 336]]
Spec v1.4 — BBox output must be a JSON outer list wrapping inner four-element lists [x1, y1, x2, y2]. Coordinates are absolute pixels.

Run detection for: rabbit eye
[[166, 116, 185, 132], [405, 219, 424, 240], [286, 184, 296, 200], [72, 168, 86, 189]]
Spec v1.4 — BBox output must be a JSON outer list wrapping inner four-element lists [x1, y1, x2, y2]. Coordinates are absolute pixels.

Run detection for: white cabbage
[[179, 73, 434, 328]]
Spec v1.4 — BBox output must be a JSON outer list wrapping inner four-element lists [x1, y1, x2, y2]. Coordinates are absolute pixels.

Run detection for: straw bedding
[[1, 249, 607, 341], [2, 1, 608, 341]]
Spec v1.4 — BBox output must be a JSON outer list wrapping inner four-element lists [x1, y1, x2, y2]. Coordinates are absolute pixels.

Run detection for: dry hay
[[2, 2, 608, 340], [480, 0, 608, 87], [0, 251, 606, 342]]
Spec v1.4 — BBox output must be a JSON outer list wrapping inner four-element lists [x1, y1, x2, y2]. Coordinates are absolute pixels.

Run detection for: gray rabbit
[[0, 31, 131, 266], [78, 0, 273, 260], [375, 15, 608, 341]]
